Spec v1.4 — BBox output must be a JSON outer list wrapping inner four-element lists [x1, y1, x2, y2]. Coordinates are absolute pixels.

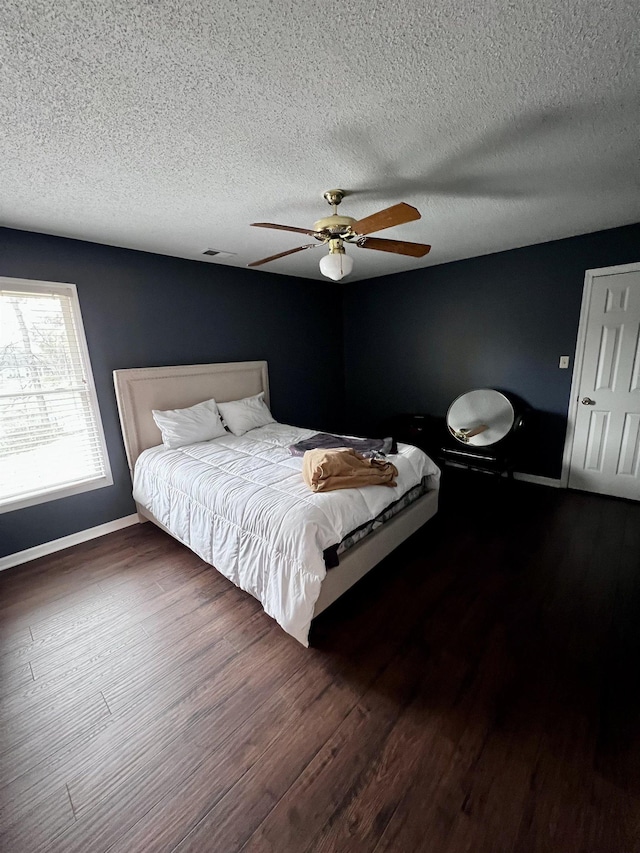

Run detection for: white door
[[567, 265, 640, 499]]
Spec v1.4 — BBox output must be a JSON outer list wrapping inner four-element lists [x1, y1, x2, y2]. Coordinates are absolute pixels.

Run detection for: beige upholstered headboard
[[113, 361, 270, 473]]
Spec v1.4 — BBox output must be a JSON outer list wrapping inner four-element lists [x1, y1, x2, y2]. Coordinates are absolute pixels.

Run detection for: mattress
[[322, 477, 428, 568], [133, 422, 440, 645]]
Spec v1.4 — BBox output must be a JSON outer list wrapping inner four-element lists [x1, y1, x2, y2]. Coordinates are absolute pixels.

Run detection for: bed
[[113, 361, 440, 645]]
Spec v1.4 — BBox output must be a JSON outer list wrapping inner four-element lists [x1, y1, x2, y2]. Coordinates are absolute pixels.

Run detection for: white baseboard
[[0, 514, 140, 572], [513, 472, 564, 488]]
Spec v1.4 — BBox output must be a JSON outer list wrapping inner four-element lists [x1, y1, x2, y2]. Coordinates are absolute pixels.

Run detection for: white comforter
[[133, 423, 440, 645]]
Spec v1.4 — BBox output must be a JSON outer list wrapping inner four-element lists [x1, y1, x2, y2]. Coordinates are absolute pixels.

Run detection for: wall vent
[[202, 249, 235, 261]]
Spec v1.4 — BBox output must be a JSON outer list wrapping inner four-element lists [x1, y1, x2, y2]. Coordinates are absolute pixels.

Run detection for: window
[[0, 277, 112, 513]]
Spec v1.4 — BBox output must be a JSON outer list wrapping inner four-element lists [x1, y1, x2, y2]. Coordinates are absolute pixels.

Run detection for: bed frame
[[113, 361, 439, 617]]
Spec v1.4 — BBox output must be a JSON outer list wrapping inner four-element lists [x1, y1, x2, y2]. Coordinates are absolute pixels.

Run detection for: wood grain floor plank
[[67, 625, 305, 815], [40, 642, 301, 852], [65, 637, 239, 813], [88, 649, 349, 853], [232, 644, 429, 853], [0, 704, 116, 828], [101, 591, 260, 715], [0, 662, 33, 698], [0, 625, 33, 656], [94, 564, 438, 853], [24, 570, 228, 683], [137, 577, 235, 638], [0, 783, 75, 852], [0, 689, 110, 790], [369, 488, 604, 853], [306, 642, 473, 853], [0, 541, 135, 603], [593, 500, 640, 797], [308, 560, 513, 853], [29, 572, 231, 683], [579, 776, 639, 853], [0, 623, 147, 734], [507, 501, 623, 853], [0, 581, 107, 634], [0, 593, 259, 820], [23, 623, 148, 698], [1, 581, 164, 675], [0, 684, 112, 758]]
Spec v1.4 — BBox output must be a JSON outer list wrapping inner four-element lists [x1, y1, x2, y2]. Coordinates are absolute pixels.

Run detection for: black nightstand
[[383, 413, 447, 462]]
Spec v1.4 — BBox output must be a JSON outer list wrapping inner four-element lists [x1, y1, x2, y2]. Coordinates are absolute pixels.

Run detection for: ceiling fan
[[248, 189, 431, 281]]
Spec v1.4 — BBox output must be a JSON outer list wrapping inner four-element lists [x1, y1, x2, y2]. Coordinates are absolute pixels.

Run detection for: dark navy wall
[[0, 227, 343, 558], [343, 223, 640, 479]]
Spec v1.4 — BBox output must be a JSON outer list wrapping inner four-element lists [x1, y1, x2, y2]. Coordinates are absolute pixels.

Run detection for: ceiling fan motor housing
[[312, 214, 357, 239]]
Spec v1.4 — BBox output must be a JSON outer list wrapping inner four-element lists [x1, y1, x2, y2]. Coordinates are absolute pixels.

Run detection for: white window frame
[[0, 276, 113, 513]]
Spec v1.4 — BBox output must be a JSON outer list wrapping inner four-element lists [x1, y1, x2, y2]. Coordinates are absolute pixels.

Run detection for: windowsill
[[0, 474, 114, 515]]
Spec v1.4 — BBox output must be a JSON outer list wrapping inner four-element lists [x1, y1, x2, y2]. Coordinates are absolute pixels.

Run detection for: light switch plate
[[559, 356, 570, 369]]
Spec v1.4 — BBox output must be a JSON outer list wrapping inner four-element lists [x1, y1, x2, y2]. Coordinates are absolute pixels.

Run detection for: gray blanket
[[289, 432, 397, 458]]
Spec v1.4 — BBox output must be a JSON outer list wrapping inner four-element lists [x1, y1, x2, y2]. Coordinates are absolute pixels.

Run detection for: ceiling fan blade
[[248, 243, 318, 268], [350, 202, 421, 236], [357, 236, 431, 258], [251, 222, 319, 237]]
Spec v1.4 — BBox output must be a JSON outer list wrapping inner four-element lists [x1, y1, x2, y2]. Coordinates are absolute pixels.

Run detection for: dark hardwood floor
[[1, 474, 639, 852]]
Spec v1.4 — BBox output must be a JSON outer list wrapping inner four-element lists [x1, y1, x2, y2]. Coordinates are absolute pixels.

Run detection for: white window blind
[[0, 278, 112, 512]]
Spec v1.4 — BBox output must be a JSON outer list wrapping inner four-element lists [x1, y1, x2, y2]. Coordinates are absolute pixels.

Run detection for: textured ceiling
[[1, 1, 639, 282]]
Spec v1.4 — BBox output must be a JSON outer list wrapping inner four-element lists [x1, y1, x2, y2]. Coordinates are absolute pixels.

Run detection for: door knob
[[581, 397, 596, 405]]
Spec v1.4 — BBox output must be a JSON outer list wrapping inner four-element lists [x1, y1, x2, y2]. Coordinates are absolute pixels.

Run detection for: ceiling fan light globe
[[319, 252, 353, 281]]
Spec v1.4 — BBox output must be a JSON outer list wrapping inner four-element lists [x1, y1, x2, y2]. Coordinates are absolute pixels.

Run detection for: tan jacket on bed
[[302, 447, 398, 492]]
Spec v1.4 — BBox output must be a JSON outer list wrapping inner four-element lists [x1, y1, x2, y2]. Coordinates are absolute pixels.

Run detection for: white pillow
[[217, 392, 275, 436], [152, 398, 226, 449]]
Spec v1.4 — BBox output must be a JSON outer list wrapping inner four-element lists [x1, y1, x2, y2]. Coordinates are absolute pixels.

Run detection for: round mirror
[[447, 389, 515, 447]]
